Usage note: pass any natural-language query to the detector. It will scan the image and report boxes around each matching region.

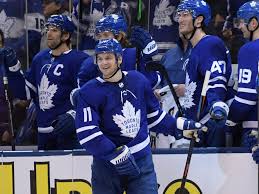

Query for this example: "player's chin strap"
[246,17,259,41]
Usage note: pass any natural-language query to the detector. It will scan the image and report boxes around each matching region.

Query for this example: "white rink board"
[0,149,257,194]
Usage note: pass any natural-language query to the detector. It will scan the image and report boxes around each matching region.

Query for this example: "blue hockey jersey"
[183,35,232,121]
[19,49,89,132]
[78,47,161,88]
[228,39,259,129]
[76,71,177,159]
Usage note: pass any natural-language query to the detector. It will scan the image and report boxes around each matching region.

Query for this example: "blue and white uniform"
[76,71,178,159]
[228,40,259,134]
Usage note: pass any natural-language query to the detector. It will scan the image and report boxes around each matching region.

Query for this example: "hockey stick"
[1,65,15,150]
[177,70,210,194]
[145,61,184,117]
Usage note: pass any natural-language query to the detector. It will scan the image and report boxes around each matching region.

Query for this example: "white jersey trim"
[148,111,166,129]
[207,84,227,90]
[80,131,103,144]
[147,110,159,118]
[238,87,257,94]
[25,79,37,93]
[129,136,150,154]
[208,76,227,83]
[234,96,257,105]
[76,125,98,133]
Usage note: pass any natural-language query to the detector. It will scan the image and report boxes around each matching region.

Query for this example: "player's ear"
[194,15,204,28]
[117,56,122,66]
[61,32,70,42]
[250,17,259,31]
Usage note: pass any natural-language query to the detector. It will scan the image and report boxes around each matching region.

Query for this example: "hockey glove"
[52,110,76,137]
[2,47,20,72]
[242,130,258,150]
[106,145,140,177]
[207,101,229,129]
[176,117,208,143]
[252,145,259,164]
[130,26,158,61]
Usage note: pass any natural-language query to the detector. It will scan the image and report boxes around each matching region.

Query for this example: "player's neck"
[252,30,259,41]
[104,70,123,82]
[51,44,70,56]
[190,29,206,47]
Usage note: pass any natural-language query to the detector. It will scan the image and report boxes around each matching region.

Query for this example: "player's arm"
[199,42,230,122]
[75,89,117,157]
[228,50,257,122]
[75,89,140,176]
[143,75,206,140]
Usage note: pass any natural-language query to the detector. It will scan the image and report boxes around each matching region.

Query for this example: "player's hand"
[130,26,158,61]
[243,130,258,150]
[174,84,185,97]
[2,47,20,72]
[52,110,76,137]
[106,145,140,177]
[176,117,208,142]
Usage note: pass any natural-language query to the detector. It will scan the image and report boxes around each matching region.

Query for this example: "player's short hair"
[95,39,123,57]
[176,0,211,26]
[45,14,75,34]
[95,14,127,36]
[237,1,259,23]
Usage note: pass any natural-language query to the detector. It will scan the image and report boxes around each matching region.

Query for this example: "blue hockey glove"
[70,88,80,107]
[210,101,229,121]
[242,130,258,150]
[106,145,140,177]
[252,145,259,164]
[52,110,76,137]
[2,47,20,72]
[130,26,158,61]
[176,117,208,142]
[207,101,229,129]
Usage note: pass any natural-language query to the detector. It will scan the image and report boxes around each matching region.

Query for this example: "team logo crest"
[182,73,196,108]
[113,100,140,138]
[153,0,175,29]
[0,9,24,39]
[38,74,58,111]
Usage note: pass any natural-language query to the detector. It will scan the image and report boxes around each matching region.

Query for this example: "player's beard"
[47,38,62,50]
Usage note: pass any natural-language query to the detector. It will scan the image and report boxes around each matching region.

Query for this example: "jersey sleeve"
[199,38,231,107]
[228,45,258,122]
[143,75,178,137]
[75,88,117,158]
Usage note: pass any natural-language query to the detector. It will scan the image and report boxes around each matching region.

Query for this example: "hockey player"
[174,0,232,146]
[0,14,89,150]
[224,1,259,160]
[76,14,161,89]
[75,38,207,194]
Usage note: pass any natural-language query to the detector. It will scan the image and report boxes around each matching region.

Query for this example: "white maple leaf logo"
[182,73,196,109]
[38,74,58,111]
[153,0,175,29]
[85,8,104,38]
[0,10,15,38]
[113,100,141,138]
